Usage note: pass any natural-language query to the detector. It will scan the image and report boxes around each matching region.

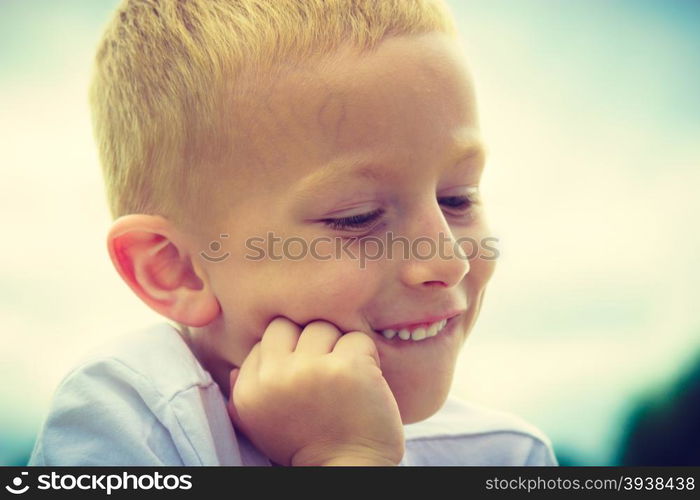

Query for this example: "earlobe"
[107,214,220,327]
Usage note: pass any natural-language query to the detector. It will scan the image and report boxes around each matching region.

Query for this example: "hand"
[227,317,405,466]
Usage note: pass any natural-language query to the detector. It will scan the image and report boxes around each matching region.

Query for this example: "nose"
[398,202,470,288]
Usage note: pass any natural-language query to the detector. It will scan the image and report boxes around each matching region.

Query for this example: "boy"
[29,0,557,466]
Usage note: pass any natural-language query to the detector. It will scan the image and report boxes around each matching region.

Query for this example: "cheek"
[272,258,382,323]
[467,247,497,290]
[220,248,384,329]
[456,222,497,284]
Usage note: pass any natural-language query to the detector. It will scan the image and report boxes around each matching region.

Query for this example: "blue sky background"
[1,0,698,465]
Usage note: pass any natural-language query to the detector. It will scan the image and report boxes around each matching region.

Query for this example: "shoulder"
[28,323,240,465]
[402,396,558,466]
[70,322,214,398]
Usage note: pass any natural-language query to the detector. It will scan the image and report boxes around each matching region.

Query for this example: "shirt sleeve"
[403,432,559,466]
[28,358,185,466]
[524,436,559,466]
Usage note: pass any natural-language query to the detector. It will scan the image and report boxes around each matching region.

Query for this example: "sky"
[1,0,699,465]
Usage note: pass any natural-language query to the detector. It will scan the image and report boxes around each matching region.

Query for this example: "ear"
[107,214,220,327]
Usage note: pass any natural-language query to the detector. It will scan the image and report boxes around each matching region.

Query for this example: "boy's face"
[192,32,496,424]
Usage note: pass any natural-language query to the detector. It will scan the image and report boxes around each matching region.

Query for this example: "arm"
[29,358,184,466]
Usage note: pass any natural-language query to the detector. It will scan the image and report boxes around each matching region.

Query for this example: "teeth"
[426,322,440,337]
[411,327,426,341]
[380,318,449,342]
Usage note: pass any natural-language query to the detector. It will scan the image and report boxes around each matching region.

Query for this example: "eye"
[321,208,384,231]
[439,195,472,210]
[438,188,480,216]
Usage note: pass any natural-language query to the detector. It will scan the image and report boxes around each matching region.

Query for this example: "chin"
[397,389,451,425]
[377,322,466,425]
[399,397,448,425]
[388,371,455,425]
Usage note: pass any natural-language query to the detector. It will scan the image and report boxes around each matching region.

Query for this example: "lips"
[373,310,464,332]
[379,317,448,341]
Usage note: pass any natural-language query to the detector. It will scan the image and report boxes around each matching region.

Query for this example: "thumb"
[226,368,245,432]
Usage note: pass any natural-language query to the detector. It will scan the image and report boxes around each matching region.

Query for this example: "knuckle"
[303,320,342,336]
[343,331,377,351]
[344,330,369,341]
[267,316,298,334]
[265,317,286,331]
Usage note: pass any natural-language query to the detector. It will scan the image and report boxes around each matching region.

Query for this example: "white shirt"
[28,323,558,466]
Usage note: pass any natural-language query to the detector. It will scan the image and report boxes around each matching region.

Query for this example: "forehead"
[326,36,478,157]
[223,32,479,193]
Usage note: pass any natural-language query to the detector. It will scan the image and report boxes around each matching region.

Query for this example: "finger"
[259,316,301,360]
[294,320,343,355]
[228,342,261,412]
[227,368,246,433]
[331,331,381,367]
[241,342,262,375]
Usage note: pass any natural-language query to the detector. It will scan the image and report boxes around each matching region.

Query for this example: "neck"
[175,322,235,398]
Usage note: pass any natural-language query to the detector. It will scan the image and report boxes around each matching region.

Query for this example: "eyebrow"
[293,137,486,198]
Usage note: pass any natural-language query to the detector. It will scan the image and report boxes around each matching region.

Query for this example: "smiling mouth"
[372,313,461,342]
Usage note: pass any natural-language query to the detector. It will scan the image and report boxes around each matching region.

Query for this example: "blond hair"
[90,0,458,228]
